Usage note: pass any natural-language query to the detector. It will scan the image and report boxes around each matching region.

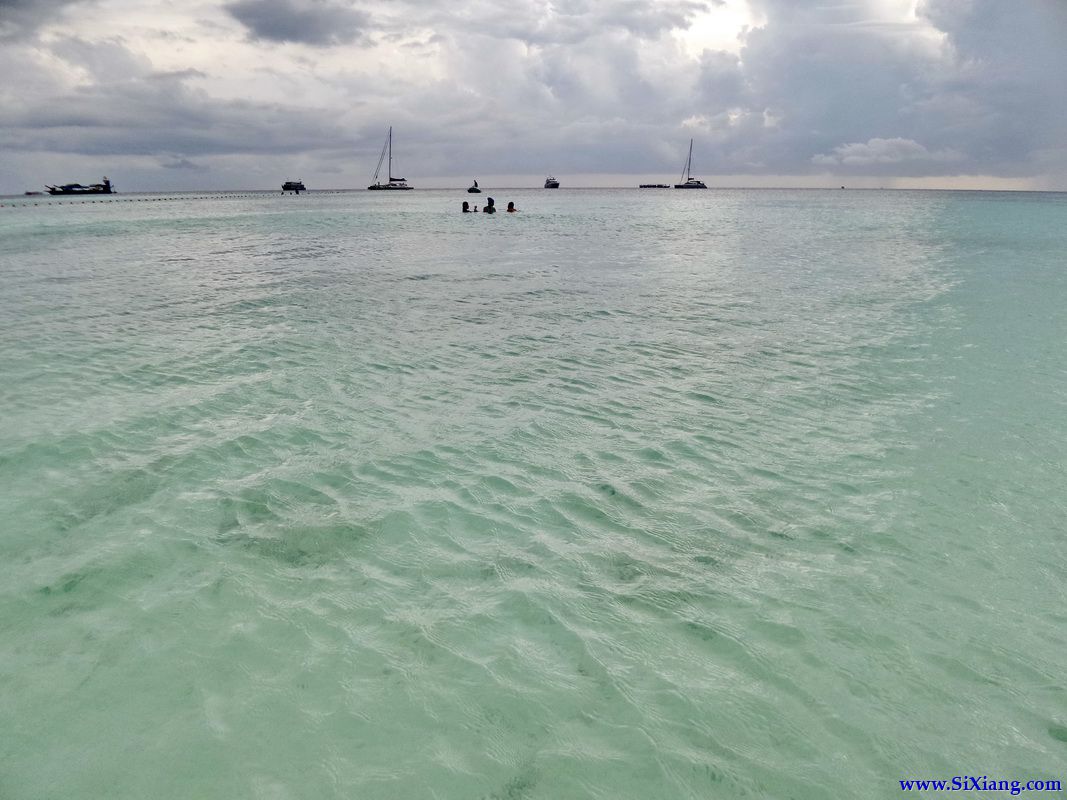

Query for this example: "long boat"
[46,177,114,195]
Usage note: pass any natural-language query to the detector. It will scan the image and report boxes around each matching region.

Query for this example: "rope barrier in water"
[0,191,356,207]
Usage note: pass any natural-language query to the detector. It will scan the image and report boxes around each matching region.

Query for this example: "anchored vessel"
[46,177,114,195]
[544,176,560,189]
[674,139,707,189]
[468,179,481,193]
[282,180,305,193]
[368,127,413,190]
[639,184,670,188]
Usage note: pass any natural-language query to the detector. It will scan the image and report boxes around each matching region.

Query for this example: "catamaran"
[368,127,412,190]
[674,139,707,189]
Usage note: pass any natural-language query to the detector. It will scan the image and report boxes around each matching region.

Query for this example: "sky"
[1,0,1065,192]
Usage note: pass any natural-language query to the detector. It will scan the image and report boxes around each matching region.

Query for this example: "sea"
[1,188,1065,799]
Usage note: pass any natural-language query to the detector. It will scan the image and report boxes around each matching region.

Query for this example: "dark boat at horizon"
[468,179,481,193]
[544,176,560,189]
[282,180,305,193]
[674,140,707,189]
[368,127,413,190]
[46,177,114,195]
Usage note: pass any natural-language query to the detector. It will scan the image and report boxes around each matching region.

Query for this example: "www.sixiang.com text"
[899,776,1061,795]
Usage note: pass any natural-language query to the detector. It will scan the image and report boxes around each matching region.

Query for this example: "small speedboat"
[468,179,481,193]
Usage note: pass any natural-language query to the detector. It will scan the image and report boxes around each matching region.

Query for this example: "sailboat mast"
[387,126,393,181]
[671,137,706,188]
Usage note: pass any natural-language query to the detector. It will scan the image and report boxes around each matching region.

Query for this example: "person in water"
[506,201,517,212]
[483,197,496,214]
[462,201,471,212]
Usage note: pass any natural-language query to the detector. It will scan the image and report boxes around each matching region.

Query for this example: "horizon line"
[6,185,1066,198]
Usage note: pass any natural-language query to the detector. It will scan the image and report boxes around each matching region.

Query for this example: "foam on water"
[1,189,1066,798]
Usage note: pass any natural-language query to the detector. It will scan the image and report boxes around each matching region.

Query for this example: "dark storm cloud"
[224,0,371,45]
[4,46,355,158]
[732,0,1067,178]
[0,0,90,38]
[735,1,946,173]
[915,0,1067,176]
[695,50,743,108]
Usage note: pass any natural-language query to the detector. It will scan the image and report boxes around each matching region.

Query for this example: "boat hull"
[467,187,481,193]
[674,182,707,189]
[368,184,413,190]
[46,185,113,195]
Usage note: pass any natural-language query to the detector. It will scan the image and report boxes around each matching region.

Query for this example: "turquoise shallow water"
[1,188,1066,798]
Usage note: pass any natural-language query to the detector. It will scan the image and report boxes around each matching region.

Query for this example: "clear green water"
[1,189,1065,798]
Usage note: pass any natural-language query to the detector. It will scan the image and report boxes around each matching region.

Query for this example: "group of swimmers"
[462,198,517,214]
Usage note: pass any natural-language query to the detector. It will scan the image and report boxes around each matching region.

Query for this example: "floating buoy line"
[0,191,352,209]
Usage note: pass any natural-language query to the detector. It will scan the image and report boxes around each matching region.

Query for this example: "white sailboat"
[368,127,413,190]
[674,139,707,189]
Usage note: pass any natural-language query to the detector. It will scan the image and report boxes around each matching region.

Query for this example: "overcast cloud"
[1,0,1065,192]
[224,0,372,45]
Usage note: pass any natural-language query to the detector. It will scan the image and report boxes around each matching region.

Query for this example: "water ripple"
[2,189,1067,798]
